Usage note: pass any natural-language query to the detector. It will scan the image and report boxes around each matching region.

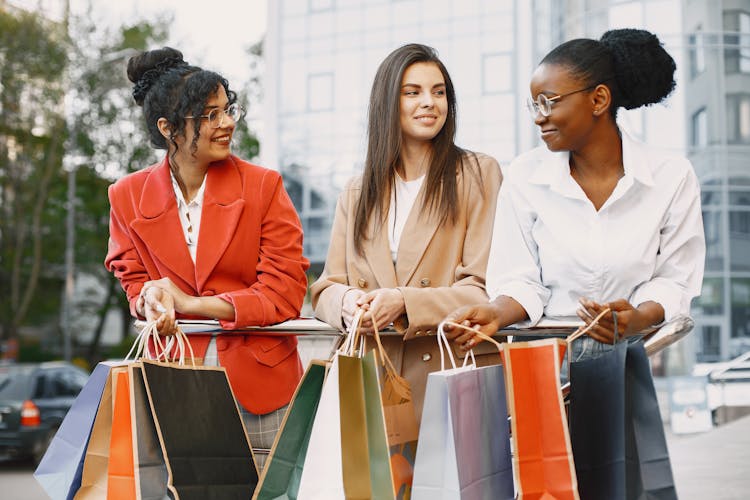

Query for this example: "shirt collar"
[527,129,656,192]
[170,170,207,208]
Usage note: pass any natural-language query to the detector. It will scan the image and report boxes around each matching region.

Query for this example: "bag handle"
[124,320,195,366]
[565,307,612,344]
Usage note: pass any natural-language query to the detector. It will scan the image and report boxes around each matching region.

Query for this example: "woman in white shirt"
[444,28,705,358]
[311,43,502,416]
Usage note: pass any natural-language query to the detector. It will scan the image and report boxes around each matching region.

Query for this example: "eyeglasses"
[185,103,245,128]
[525,85,596,118]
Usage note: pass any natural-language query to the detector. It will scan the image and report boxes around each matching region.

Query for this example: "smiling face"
[176,84,235,166]
[528,63,598,152]
[399,62,448,146]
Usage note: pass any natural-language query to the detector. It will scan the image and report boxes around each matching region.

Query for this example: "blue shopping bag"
[34,361,123,500]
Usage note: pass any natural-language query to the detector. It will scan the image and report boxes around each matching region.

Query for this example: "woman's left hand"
[577,297,646,344]
[143,277,195,315]
[356,288,406,330]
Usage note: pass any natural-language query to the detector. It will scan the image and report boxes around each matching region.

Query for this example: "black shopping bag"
[569,340,677,500]
[139,361,258,500]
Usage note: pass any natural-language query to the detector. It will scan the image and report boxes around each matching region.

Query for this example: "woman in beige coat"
[311,43,502,417]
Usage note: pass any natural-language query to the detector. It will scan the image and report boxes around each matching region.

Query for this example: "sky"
[12,0,268,87]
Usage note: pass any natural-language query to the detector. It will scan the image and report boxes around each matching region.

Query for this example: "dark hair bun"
[600,28,676,109]
[127,47,187,105]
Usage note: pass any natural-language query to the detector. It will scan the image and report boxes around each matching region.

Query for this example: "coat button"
[420,278,431,287]
[357,278,368,288]
[422,353,432,362]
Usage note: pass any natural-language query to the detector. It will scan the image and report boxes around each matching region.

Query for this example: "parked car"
[0,362,89,464]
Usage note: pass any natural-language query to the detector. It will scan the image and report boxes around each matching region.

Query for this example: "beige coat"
[311,153,503,418]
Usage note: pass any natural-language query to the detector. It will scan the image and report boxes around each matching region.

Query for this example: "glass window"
[697,277,724,316]
[731,278,750,338]
[724,10,750,74]
[691,107,707,147]
[726,94,750,144]
[308,73,334,111]
[699,325,721,361]
[309,0,334,12]
[482,53,512,95]
[729,209,750,271]
[689,27,706,78]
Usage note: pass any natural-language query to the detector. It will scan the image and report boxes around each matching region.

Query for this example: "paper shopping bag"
[502,338,579,500]
[569,340,677,500]
[138,361,258,500]
[253,360,328,500]
[412,364,514,500]
[74,366,116,499]
[129,364,169,500]
[107,368,136,500]
[35,361,123,500]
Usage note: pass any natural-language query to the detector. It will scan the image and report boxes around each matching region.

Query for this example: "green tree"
[0,8,69,341]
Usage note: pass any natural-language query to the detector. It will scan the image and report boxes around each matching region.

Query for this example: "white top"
[170,171,207,263]
[487,131,705,325]
[387,173,425,262]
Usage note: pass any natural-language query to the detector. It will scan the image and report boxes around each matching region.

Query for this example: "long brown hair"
[353,43,477,255]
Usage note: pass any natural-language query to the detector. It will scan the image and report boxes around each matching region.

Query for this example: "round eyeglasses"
[525,85,597,118]
[185,103,245,128]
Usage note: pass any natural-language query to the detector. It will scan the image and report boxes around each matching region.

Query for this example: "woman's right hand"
[442,303,503,351]
[342,288,366,328]
[138,285,178,336]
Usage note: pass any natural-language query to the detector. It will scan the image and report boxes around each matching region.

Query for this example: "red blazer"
[105,155,310,414]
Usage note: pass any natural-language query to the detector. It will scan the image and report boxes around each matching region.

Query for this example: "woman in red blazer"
[105,47,309,468]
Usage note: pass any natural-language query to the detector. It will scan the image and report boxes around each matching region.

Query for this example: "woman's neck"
[170,151,209,203]
[569,124,623,180]
[398,140,431,181]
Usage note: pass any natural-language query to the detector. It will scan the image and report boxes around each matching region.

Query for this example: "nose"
[534,109,547,126]
[217,112,236,129]
[419,91,435,108]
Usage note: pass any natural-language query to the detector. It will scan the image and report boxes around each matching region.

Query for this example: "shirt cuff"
[491,281,546,326]
[630,279,683,323]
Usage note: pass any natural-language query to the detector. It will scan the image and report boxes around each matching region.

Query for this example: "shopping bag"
[569,340,677,500]
[295,353,347,499]
[502,338,579,500]
[129,363,169,500]
[253,360,328,500]
[139,360,259,500]
[74,366,116,499]
[107,368,137,500]
[412,324,514,500]
[35,361,123,500]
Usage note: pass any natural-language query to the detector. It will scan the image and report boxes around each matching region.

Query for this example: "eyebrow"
[401,83,446,89]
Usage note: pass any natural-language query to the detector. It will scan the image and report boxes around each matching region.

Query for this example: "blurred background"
[1,0,748,426]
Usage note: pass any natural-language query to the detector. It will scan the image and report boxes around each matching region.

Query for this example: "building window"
[691,107,707,147]
[724,10,750,74]
[699,325,721,361]
[482,53,512,95]
[689,27,706,78]
[307,73,334,111]
[726,94,750,144]
[309,0,334,12]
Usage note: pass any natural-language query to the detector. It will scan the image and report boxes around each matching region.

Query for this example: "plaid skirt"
[204,336,288,471]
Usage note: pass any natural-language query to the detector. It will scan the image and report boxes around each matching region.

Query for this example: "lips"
[211,134,232,145]
[415,115,438,124]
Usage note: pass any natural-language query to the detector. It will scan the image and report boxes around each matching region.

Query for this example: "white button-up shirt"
[487,132,705,325]
[170,172,206,263]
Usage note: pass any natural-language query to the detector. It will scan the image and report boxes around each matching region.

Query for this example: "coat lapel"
[395,186,439,286]
[195,157,245,291]
[363,216,398,289]
[129,157,196,291]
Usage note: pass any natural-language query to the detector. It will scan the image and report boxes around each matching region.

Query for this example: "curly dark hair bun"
[600,29,676,110]
[127,47,188,106]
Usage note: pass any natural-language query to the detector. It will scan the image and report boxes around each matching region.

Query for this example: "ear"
[156,117,172,140]
[591,83,612,117]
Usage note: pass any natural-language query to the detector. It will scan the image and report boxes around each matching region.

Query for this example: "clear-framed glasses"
[525,85,596,118]
[185,102,245,128]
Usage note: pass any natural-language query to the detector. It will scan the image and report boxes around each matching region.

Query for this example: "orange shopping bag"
[106,368,136,500]
[502,338,579,500]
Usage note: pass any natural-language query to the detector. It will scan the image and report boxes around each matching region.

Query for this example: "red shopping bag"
[106,368,136,500]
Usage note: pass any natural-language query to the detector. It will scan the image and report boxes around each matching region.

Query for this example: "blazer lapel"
[395,187,439,286]
[129,157,196,291]
[364,216,398,289]
[195,157,245,291]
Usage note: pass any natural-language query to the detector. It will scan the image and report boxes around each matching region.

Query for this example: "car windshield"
[0,365,37,399]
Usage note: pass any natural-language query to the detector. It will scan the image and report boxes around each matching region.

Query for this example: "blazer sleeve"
[216,173,310,328]
[397,154,503,338]
[310,184,356,331]
[104,181,148,318]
